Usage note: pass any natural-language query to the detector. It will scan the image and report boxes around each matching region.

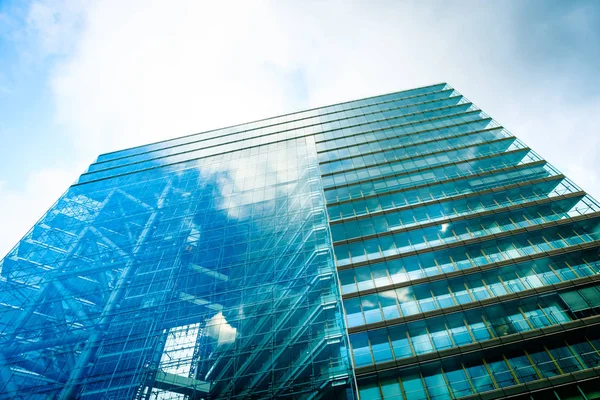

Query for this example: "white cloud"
[204,311,237,346]
[25,0,85,56]
[44,1,599,182]
[0,166,80,257]
[1,0,599,256]
[49,1,309,154]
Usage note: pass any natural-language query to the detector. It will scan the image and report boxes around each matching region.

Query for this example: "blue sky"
[0,0,599,256]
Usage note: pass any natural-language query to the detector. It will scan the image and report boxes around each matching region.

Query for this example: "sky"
[0,0,599,257]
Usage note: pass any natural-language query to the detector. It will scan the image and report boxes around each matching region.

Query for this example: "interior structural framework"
[2,83,600,400]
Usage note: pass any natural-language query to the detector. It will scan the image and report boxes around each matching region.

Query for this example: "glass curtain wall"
[2,82,600,400]
[316,84,600,400]
[0,130,355,398]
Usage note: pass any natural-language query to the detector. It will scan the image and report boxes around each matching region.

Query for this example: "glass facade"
[1,83,600,399]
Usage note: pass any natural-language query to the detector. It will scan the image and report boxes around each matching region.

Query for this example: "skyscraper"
[1,83,600,400]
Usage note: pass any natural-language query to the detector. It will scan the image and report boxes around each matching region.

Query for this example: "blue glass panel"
[0,136,355,399]
[5,82,600,400]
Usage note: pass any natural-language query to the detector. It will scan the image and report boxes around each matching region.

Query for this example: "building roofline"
[97,81,449,159]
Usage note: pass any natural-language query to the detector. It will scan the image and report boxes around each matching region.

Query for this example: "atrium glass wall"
[1,82,599,400]
[0,137,354,398]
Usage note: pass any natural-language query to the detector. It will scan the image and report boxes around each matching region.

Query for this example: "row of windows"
[325,149,539,204]
[343,250,600,329]
[315,94,466,143]
[327,162,560,219]
[511,379,600,400]
[94,86,451,168]
[317,117,495,167]
[109,135,314,175]
[343,85,449,117]
[322,137,522,190]
[92,91,460,174]
[334,195,597,267]
[336,215,600,287]
[86,93,468,180]
[357,336,600,400]
[96,83,449,164]
[80,106,490,187]
[319,126,508,176]
[79,132,319,184]
[330,177,577,242]
[350,291,581,367]
[315,107,486,158]
[311,94,466,150]
[349,85,449,115]
[80,136,314,186]
[339,236,596,296]
[333,184,583,254]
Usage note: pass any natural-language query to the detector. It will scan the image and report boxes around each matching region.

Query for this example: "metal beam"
[0,354,18,397]
[152,371,209,396]
[57,182,171,400]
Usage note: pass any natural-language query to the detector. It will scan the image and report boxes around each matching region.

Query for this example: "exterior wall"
[2,82,600,399]
[320,85,600,399]
[0,130,354,398]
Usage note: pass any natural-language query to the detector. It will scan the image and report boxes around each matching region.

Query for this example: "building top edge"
[96,82,449,160]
